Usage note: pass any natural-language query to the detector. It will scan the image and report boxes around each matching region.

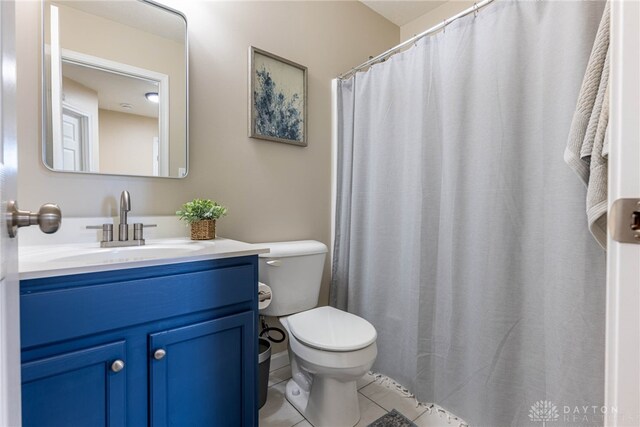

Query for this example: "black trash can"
[258,338,272,409]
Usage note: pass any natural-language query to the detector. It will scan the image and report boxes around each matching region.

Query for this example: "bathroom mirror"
[42,0,188,178]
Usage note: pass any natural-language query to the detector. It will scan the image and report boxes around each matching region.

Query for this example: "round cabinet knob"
[154,349,166,360]
[111,360,125,373]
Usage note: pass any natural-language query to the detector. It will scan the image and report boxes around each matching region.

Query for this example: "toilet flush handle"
[266,260,281,267]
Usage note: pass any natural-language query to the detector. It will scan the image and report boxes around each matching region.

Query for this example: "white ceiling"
[359,0,448,26]
[62,61,159,118]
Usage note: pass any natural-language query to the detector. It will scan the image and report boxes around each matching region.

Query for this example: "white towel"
[565,3,610,250]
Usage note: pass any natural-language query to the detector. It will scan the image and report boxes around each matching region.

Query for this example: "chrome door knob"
[153,349,166,360]
[6,200,62,238]
[111,360,125,373]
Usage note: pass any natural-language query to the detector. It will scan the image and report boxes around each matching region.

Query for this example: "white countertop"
[19,237,270,280]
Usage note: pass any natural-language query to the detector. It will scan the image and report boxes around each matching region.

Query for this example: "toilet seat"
[287,306,377,352]
[281,315,377,371]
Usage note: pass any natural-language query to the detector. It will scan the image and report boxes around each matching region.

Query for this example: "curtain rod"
[337,0,496,80]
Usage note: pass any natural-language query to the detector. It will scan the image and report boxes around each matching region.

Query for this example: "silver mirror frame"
[40,0,189,179]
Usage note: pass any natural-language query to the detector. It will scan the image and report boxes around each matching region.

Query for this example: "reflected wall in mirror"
[43,0,188,178]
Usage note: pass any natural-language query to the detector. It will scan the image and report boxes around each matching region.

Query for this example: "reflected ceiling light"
[119,103,133,110]
[145,92,159,103]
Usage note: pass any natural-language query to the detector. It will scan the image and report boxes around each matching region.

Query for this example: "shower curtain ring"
[474,2,479,17]
[442,19,446,33]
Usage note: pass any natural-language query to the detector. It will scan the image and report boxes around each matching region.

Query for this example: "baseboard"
[269,350,289,372]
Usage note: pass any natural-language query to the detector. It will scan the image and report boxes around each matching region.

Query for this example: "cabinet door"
[22,341,127,427]
[149,311,256,427]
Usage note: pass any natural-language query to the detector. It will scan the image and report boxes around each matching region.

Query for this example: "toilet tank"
[258,240,328,317]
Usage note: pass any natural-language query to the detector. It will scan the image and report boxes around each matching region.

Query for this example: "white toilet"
[259,240,377,427]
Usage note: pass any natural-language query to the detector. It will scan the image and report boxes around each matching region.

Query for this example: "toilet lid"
[287,306,377,352]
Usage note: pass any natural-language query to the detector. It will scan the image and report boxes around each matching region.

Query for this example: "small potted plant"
[176,198,228,240]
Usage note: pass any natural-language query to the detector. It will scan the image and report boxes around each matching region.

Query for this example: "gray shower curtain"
[332,1,607,426]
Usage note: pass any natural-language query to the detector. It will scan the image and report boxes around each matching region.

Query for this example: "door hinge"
[609,198,640,244]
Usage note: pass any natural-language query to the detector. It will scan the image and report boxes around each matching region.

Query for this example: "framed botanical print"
[249,46,307,146]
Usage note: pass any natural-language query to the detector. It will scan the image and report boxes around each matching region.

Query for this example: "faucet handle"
[133,223,157,241]
[86,224,113,242]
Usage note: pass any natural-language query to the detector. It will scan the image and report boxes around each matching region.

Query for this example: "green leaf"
[176,199,228,224]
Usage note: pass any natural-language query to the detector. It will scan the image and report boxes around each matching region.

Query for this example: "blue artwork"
[251,48,306,145]
[254,67,303,142]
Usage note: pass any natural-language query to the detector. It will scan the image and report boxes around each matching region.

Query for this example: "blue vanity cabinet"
[20,256,259,427]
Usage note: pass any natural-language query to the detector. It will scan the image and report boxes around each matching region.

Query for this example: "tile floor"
[259,363,463,427]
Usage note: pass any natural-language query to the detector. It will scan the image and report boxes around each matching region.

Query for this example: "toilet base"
[285,378,309,414]
[285,377,361,427]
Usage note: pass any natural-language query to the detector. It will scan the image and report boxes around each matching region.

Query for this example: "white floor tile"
[414,407,465,427]
[356,372,376,390]
[354,393,388,427]
[268,365,292,387]
[259,381,304,427]
[292,421,312,427]
[359,381,428,421]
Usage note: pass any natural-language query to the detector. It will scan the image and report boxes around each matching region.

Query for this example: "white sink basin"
[20,239,213,266]
[19,237,270,280]
[53,244,207,264]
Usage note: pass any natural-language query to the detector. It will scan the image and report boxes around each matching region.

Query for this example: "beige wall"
[99,109,157,176]
[61,77,98,121]
[401,1,474,41]
[16,0,398,350]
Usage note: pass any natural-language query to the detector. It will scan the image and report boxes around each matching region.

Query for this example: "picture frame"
[249,46,308,147]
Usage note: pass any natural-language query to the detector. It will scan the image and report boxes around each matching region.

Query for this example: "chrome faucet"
[119,190,131,241]
[86,190,156,247]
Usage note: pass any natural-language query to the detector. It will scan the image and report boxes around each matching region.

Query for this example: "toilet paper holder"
[258,282,272,310]
[258,288,272,302]
[257,282,285,343]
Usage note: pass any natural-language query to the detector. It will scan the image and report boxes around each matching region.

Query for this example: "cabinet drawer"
[22,264,255,349]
